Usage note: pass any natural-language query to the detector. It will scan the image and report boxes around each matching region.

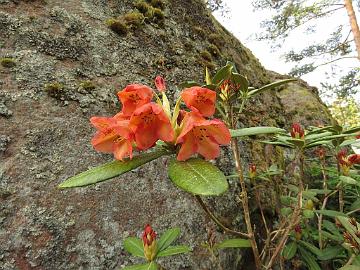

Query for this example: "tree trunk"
[344,0,360,60]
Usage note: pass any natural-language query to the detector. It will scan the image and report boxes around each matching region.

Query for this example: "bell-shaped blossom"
[290,123,305,139]
[117,84,153,116]
[129,103,174,150]
[142,224,157,261]
[90,116,134,160]
[176,111,230,161]
[154,76,166,92]
[181,86,216,117]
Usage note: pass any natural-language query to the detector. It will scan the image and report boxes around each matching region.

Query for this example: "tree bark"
[344,0,360,60]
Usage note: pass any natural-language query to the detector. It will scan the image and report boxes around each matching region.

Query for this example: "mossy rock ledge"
[0,0,332,269]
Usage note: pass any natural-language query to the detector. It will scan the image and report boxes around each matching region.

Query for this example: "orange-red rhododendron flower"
[117,84,153,116]
[181,86,216,117]
[176,111,231,161]
[129,102,174,150]
[90,116,134,160]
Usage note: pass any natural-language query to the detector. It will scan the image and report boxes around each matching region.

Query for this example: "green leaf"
[178,81,201,89]
[305,140,333,149]
[339,266,360,270]
[123,237,145,258]
[230,127,285,138]
[298,246,321,270]
[214,238,251,250]
[303,209,315,219]
[260,140,294,148]
[212,64,233,84]
[282,241,297,260]
[168,158,228,196]
[231,73,248,92]
[156,245,191,257]
[314,210,347,217]
[59,149,168,188]
[305,131,334,141]
[337,216,360,246]
[247,78,296,97]
[339,139,359,147]
[339,176,360,187]
[350,198,360,211]
[318,246,342,260]
[157,228,181,253]
[322,220,341,235]
[343,126,360,134]
[299,240,321,257]
[205,67,212,85]
[123,262,158,270]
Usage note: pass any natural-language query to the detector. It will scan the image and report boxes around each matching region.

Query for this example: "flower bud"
[155,76,166,92]
[305,199,314,210]
[349,217,358,227]
[294,224,302,241]
[249,164,256,180]
[315,147,326,160]
[290,123,304,139]
[142,224,157,261]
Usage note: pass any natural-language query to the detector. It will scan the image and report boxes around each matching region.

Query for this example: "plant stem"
[231,138,262,269]
[195,195,249,238]
[318,157,328,250]
[265,151,304,270]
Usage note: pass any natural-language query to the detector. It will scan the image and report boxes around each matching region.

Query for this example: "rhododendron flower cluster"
[90,77,230,161]
[337,149,360,175]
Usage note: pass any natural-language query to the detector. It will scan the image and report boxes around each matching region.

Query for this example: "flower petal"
[177,134,198,161]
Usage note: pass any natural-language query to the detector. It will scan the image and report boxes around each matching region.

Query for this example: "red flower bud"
[155,76,166,92]
[142,224,157,261]
[315,147,326,159]
[142,224,156,246]
[290,123,304,139]
[249,164,256,179]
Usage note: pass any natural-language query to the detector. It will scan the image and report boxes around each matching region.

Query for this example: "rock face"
[0,0,332,269]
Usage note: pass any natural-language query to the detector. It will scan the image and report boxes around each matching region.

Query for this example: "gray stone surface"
[0,0,332,269]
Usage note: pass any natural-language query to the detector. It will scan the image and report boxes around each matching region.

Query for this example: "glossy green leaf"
[314,210,347,217]
[156,245,191,257]
[205,67,212,85]
[157,228,181,253]
[339,176,360,187]
[247,78,296,96]
[230,127,285,138]
[214,238,251,250]
[231,73,248,92]
[212,64,233,84]
[123,262,158,270]
[305,140,333,149]
[168,158,228,196]
[59,149,168,188]
[298,246,321,270]
[282,241,297,260]
[123,237,145,258]
[305,131,334,141]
